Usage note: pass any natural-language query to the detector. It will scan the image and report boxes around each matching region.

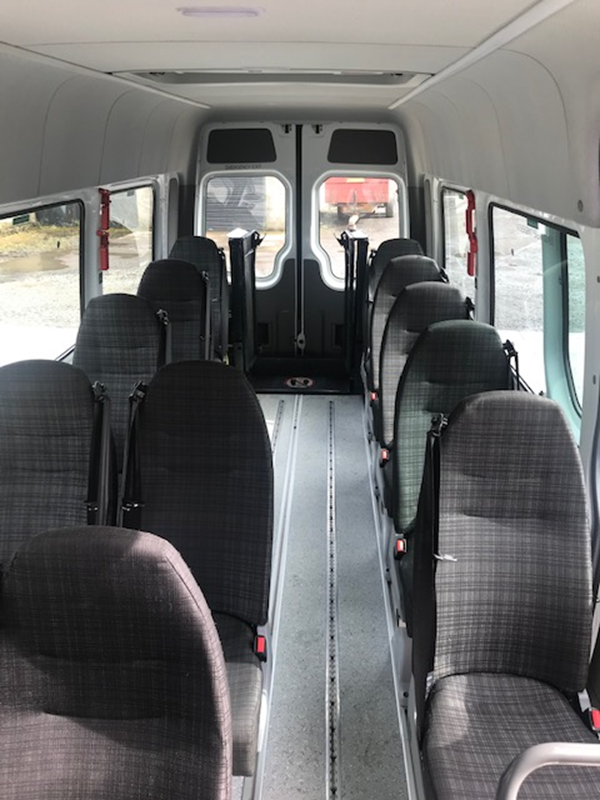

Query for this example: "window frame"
[489,201,584,418]
[198,169,292,288]
[440,185,477,296]
[563,233,585,415]
[100,183,156,296]
[314,171,405,289]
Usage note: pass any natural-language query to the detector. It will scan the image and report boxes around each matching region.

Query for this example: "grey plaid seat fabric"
[0,359,114,571]
[392,321,512,626]
[424,674,598,799]
[121,360,273,776]
[138,258,211,362]
[375,282,471,446]
[72,293,167,465]
[418,392,597,799]
[0,526,232,799]
[366,254,445,394]
[392,321,511,534]
[169,236,230,361]
[366,237,424,303]
[215,613,263,775]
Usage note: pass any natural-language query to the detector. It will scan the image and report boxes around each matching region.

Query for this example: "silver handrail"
[496,742,600,800]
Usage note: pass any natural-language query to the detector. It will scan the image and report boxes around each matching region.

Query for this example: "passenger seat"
[0,359,115,572]
[412,391,599,799]
[366,237,424,303]
[365,253,446,401]
[120,360,273,777]
[373,281,472,447]
[169,235,230,361]
[0,526,232,799]
[137,258,211,362]
[389,320,515,631]
[72,292,169,465]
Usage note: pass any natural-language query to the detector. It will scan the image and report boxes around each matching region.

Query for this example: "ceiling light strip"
[388,0,577,110]
[177,6,263,18]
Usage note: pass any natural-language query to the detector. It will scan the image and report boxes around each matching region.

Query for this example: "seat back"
[0,526,231,799]
[413,393,594,800]
[377,282,471,445]
[368,254,445,392]
[169,236,230,360]
[122,360,273,627]
[137,258,211,362]
[0,360,114,569]
[72,293,168,464]
[367,237,423,302]
[431,392,591,692]
[393,320,512,534]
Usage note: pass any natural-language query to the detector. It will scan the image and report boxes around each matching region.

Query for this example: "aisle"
[255,395,408,800]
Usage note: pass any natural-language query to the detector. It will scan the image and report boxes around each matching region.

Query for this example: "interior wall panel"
[137,100,183,178]
[397,50,576,222]
[99,92,176,185]
[100,93,205,187]
[168,109,204,181]
[0,48,206,208]
[38,76,127,196]
[0,52,74,205]
[465,51,576,220]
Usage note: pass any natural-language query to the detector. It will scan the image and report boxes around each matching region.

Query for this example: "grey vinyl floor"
[251,394,408,800]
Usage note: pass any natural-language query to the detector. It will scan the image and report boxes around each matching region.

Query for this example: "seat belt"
[218,247,229,362]
[156,308,171,366]
[87,382,112,526]
[201,269,211,360]
[120,381,147,529]
[503,340,520,389]
[412,413,446,743]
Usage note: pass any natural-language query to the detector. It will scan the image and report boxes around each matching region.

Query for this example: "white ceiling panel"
[2,0,539,51]
[0,0,577,112]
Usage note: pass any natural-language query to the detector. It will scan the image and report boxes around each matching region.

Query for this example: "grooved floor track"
[250,394,408,800]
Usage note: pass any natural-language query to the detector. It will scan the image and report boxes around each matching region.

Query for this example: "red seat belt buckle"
[394,537,407,560]
[589,708,600,732]
[379,448,390,467]
[254,634,267,662]
[370,391,378,403]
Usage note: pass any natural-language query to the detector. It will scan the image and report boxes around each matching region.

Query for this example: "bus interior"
[0,1,600,798]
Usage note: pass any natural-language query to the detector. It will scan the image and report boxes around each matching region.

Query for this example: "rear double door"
[198,122,404,391]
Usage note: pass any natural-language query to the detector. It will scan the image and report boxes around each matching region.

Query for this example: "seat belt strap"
[120,381,147,529]
[86,381,112,525]
[503,339,520,389]
[156,308,171,366]
[412,413,446,742]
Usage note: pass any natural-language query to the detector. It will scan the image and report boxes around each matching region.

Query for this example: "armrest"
[496,742,600,800]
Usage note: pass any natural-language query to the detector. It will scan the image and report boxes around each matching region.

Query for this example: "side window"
[203,174,287,280]
[102,186,154,294]
[492,205,585,418]
[0,203,82,365]
[566,234,585,408]
[318,176,401,281]
[492,206,545,394]
[442,188,476,299]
